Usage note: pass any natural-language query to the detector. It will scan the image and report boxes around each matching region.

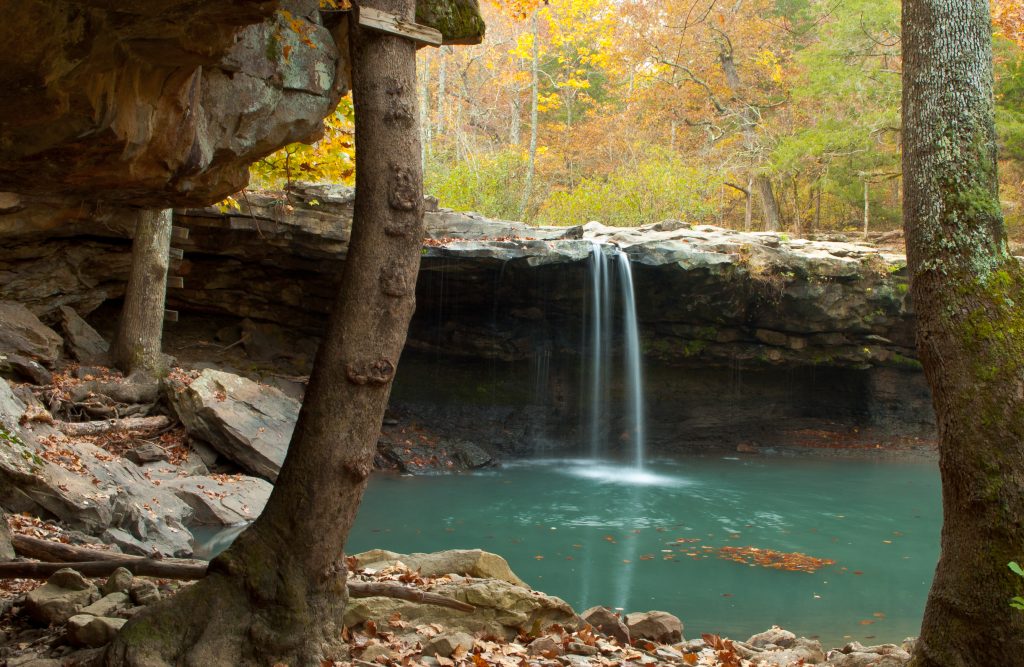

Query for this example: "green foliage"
[537,150,721,227]
[1010,562,1024,610]
[426,149,530,220]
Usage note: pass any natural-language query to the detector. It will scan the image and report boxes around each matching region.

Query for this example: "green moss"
[682,340,708,357]
[416,0,486,44]
[889,353,923,370]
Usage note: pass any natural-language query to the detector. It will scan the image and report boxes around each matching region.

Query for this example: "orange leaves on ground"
[716,545,836,573]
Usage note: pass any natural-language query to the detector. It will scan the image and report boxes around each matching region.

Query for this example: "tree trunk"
[903,1,1024,664]
[863,179,870,239]
[518,11,539,221]
[112,209,172,378]
[754,174,781,231]
[103,0,426,663]
[744,174,754,231]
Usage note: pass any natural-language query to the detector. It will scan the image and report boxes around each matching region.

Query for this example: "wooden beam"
[167,276,184,289]
[164,310,179,323]
[171,226,190,241]
[168,247,184,260]
[358,6,442,46]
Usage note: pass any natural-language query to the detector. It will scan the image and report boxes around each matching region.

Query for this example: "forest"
[255,0,1024,237]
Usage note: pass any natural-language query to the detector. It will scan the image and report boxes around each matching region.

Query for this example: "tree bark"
[55,416,170,437]
[112,209,172,378]
[103,0,427,663]
[903,1,1024,664]
[754,174,782,232]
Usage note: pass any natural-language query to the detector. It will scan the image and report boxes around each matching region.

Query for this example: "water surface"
[346,456,939,648]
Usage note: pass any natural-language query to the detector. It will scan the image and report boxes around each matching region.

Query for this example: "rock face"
[0,302,63,367]
[165,369,299,481]
[0,0,348,208]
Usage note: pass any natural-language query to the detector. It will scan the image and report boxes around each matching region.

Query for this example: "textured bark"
[519,11,540,220]
[103,0,427,663]
[754,174,782,232]
[903,1,1024,664]
[55,416,170,437]
[112,209,172,378]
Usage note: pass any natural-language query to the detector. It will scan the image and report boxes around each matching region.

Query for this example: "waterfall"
[585,243,646,468]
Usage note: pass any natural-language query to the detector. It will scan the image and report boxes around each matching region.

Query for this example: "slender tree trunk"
[519,11,539,221]
[862,179,870,239]
[791,176,802,235]
[437,45,447,137]
[814,183,821,233]
[510,98,521,146]
[112,208,172,378]
[420,51,431,168]
[104,1,426,664]
[903,1,1024,664]
[744,174,754,231]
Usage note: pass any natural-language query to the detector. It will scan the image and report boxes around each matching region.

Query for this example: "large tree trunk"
[903,1,1024,664]
[103,1,425,664]
[112,209,172,378]
[754,174,782,232]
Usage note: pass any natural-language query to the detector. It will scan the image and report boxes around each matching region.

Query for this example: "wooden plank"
[168,247,184,260]
[172,225,190,241]
[164,310,179,323]
[167,276,184,289]
[358,6,442,46]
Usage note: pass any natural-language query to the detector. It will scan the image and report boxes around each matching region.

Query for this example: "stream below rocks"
[194,455,939,649]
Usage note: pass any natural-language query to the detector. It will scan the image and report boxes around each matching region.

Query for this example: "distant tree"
[902,0,1024,664]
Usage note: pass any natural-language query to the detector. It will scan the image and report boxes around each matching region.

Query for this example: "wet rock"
[0,302,62,367]
[57,306,108,364]
[66,614,127,647]
[422,631,476,658]
[624,610,683,644]
[162,474,272,525]
[129,579,161,606]
[352,548,528,588]
[165,369,298,481]
[100,568,134,596]
[581,606,630,644]
[756,637,825,666]
[25,568,100,624]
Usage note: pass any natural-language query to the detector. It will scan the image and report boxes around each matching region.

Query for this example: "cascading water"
[584,242,646,469]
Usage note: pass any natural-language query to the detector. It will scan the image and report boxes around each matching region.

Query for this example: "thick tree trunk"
[903,1,1024,664]
[103,1,426,664]
[754,174,782,232]
[112,209,172,378]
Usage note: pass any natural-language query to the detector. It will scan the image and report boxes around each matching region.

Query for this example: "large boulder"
[344,578,578,639]
[162,474,272,525]
[352,548,529,588]
[66,614,127,648]
[624,610,683,644]
[166,369,299,481]
[581,606,630,644]
[25,569,100,625]
[0,301,62,367]
[57,306,109,364]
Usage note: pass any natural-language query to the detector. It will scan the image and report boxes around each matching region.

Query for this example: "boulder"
[124,442,169,465]
[0,301,62,367]
[57,306,108,364]
[0,354,52,385]
[748,626,797,649]
[165,369,299,481]
[825,642,911,667]
[624,610,683,644]
[352,548,529,588]
[344,578,578,640]
[129,579,161,606]
[162,474,272,525]
[581,606,630,644]
[101,568,134,596]
[527,636,563,657]
[25,568,100,625]
[66,614,127,648]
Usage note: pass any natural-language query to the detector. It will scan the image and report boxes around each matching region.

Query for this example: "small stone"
[125,442,169,465]
[101,567,134,596]
[566,642,599,656]
[558,655,593,667]
[527,636,563,657]
[66,614,127,647]
[624,610,683,644]
[423,631,476,658]
[359,642,396,663]
[581,605,629,644]
[129,579,160,606]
